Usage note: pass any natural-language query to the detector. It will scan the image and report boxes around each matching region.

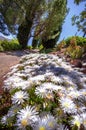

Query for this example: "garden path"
[0,50,39,94]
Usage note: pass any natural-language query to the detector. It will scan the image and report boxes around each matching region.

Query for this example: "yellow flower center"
[74,120,80,127]
[48,122,54,128]
[64,103,69,108]
[18,94,23,99]
[39,126,45,130]
[21,119,28,126]
[46,93,53,99]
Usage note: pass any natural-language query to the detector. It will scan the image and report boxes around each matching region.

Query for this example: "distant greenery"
[73,0,86,37]
[40,48,53,54]
[56,36,86,59]
[0,39,22,51]
[64,36,86,47]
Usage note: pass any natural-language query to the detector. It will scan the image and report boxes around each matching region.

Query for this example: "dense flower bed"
[0,53,86,130]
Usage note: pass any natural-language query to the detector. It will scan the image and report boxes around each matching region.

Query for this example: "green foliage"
[38,44,43,50]
[40,48,53,54]
[65,36,86,59]
[0,39,22,51]
[55,36,86,59]
[56,40,67,51]
[66,45,83,59]
[65,36,86,46]
[72,0,86,37]
[0,0,67,48]
[26,45,32,50]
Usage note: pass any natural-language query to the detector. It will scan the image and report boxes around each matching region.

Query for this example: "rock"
[71,59,82,68]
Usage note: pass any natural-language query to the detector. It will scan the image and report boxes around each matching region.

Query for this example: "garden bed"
[0,53,86,130]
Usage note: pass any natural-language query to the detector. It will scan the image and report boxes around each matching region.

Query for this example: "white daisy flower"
[13,80,33,90]
[78,106,86,113]
[59,97,77,114]
[12,81,28,89]
[30,75,45,84]
[40,82,60,91]
[57,124,69,130]
[51,76,63,84]
[16,105,38,129]
[71,114,82,128]
[80,89,86,96]
[13,72,26,77]
[33,115,56,130]
[35,86,47,98]
[16,117,29,129]
[1,115,8,125]
[12,91,29,104]
[44,114,57,129]
[17,105,38,121]
[67,90,81,99]
[7,105,21,117]
[80,113,86,129]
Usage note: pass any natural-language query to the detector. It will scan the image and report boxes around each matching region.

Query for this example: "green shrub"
[65,36,73,46]
[56,40,67,51]
[40,48,53,53]
[0,39,22,51]
[66,45,83,59]
[26,45,32,50]
[0,43,4,51]
[76,36,86,46]
[56,36,86,59]
[65,36,86,47]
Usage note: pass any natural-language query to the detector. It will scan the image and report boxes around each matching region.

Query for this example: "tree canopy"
[0,0,67,48]
[72,0,86,37]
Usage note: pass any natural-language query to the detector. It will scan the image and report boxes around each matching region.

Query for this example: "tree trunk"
[17,18,33,49]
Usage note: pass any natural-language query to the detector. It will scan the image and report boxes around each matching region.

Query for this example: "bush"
[66,45,83,59]
[0,44,4,52]
[56,36,86,59]
[0,39,22,51]
[26,45,32,50]
[40,48,53,53]
[56,40,67,51]
[65,36,86,47]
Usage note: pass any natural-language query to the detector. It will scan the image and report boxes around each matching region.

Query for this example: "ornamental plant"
[0,53,86,130]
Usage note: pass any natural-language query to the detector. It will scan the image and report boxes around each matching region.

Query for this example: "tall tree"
[0,0,67,48]
[72,0,86,37]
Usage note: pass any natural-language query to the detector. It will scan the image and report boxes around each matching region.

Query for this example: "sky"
[59,0,85,42]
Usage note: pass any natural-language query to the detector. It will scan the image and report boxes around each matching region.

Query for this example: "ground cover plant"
[0,53,86,130]
[0,39,22,51]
